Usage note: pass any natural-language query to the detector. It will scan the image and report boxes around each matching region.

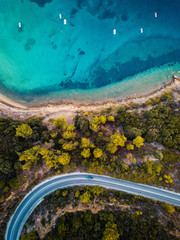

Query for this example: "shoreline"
[0,76,179,122]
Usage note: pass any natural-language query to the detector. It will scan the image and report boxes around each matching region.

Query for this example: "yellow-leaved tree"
[99,115,106,124]
[90,116,100,132]
[65,124,75,131]
[58,152,71,165]
[81,148,91,158]
[102,221,119,240]
[53,117,67,129]
[90,115,106,132]
[106,132,127,154]
[80,191,91,204]
[81,138,90,148]
[18,145,41,170]
[62,141,78,151]
[133,136,144,148]
[16,123,33,139]
[107,115,115,122]
[111,132,127,147]
[106,143,117,154]
[63,130,76,139]
[126,144,134,151]
[93,148,103,158]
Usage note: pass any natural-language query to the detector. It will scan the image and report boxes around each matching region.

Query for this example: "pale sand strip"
[0,76,179,123]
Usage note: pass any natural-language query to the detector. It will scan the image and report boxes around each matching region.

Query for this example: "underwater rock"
[24,38,36,51]
[30,0,52,7]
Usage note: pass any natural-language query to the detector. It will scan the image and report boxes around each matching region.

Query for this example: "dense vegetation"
[0,89,179,239]
[21,186,179,240]
[43,209,177,240]
[0,91,179,207]
[0,117,49,194]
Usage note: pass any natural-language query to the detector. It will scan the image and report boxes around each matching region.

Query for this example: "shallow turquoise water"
[0,0,180,104]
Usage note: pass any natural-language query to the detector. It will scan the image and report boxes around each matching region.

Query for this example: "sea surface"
[0,0,180,105]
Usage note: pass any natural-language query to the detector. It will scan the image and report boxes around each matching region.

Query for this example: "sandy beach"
[0,76,179,124]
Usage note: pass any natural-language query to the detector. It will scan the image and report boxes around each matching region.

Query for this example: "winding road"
[5,172,180,240]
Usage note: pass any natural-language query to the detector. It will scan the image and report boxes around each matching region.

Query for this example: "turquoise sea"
[0,0,180,105]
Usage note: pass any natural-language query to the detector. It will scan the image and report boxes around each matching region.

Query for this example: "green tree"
[74,115,91,137]
[145,128,159,142]
[0,158,13,174]
[125,127,143,140]
[162,150,180,163]
[154,150,163,161]
[16,124,33,139]
[21,230,39,240]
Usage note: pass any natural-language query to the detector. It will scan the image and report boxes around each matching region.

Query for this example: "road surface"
[5,172,180,240]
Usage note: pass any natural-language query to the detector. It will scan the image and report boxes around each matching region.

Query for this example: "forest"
[21,185,179,240]
[0,89,179,239]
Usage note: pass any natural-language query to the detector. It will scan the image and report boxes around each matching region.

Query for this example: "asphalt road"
[5,172,180,240]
